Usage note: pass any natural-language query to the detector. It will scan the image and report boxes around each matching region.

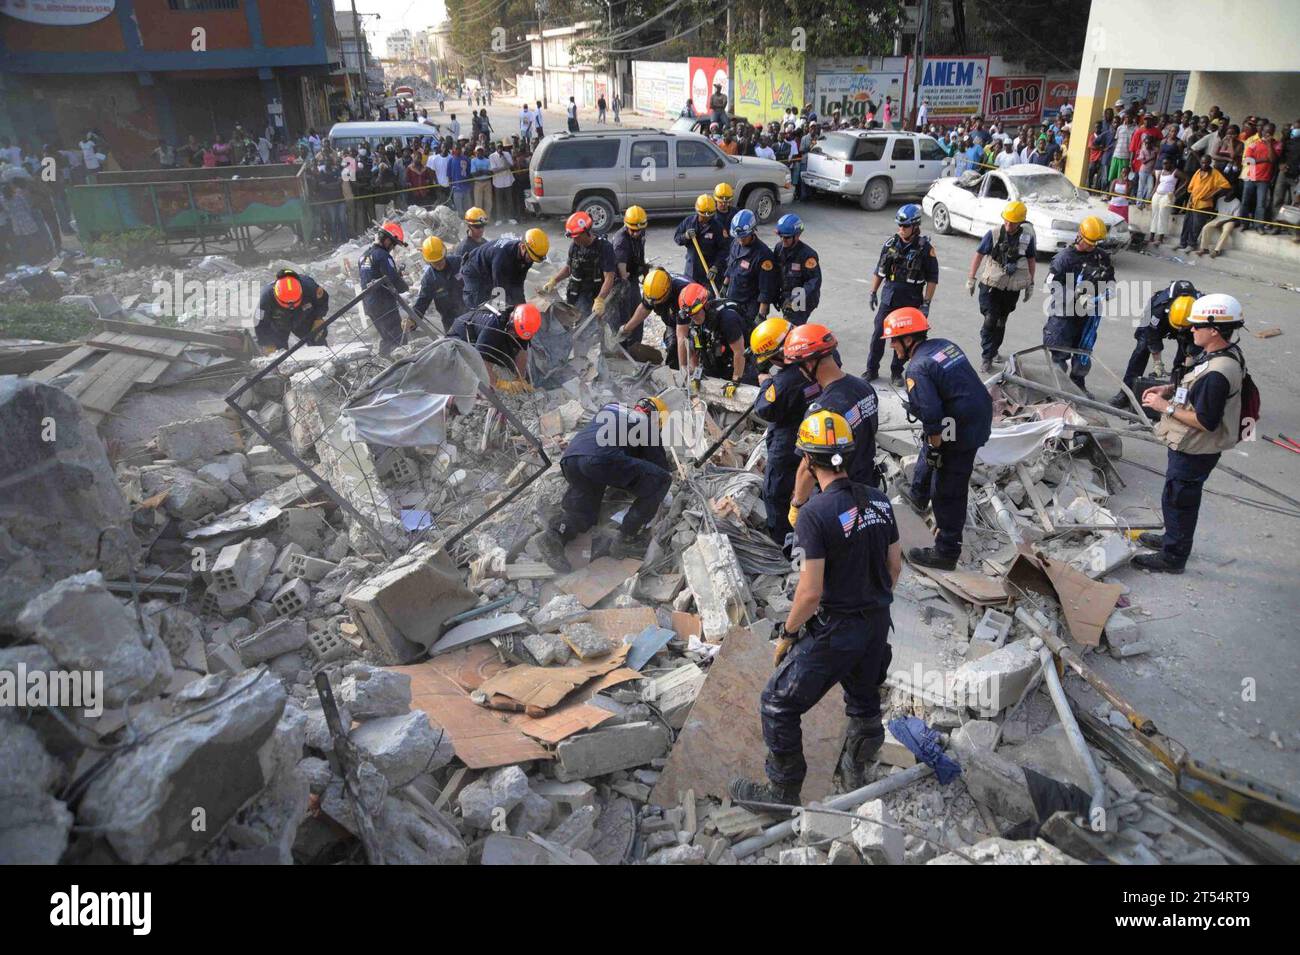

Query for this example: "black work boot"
[908,546,958,571]
[533,528,572,573]
[611,530,650,560]
[1132,552,1185,574]
[1108,391,1130,409]
[729,775,802,809]
[980,357,994,373]
[1069,375,1093,399]
[1136,531,1165,550]
[838,718,885,792]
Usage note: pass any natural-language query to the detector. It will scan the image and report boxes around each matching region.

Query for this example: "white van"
[327,121,441,152]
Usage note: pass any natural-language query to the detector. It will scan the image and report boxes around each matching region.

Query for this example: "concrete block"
[827,840,861,865]
[306,622,350,663]
[780,846,827,865]
[234,617,309,666]
[950,640,1039,716]
[1069,532,1135,579]
[531,780,597,814]
[274,542,305,574]
[550,803,599,850]
[344,543,476,664]
[645,844,707,864]
[852,799,904,865]
[285,552,337,583]
[157,415,240,463]
[971,608,1013,644]
[681,532,751,641]
[798,807,855,846]
[336,667,411,719]
[458,765,531,829]
[554,721,672,782]
[271,578,311,617]
[950,720,1035,823]
[349,711,454,787]
[1103,609,1142,648]
[508,791,556,836]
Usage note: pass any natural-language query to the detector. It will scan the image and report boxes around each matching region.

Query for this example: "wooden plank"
[650,627,849,804]
[95,318,249,355]
[0,344,78,376]
[30,345,102,382]
[86,332,187,360]
[133,355,176,385]
[78,353,157,415]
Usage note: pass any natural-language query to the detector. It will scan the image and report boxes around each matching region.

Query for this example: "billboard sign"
[813,70,905,123]
[689,57,729,117]
[734,52,805,126]
[984,75,1044,124]
[906,56,988,123]
[1121,72,1169,113]
[0,0,115,24]
[1041,78,1077,122]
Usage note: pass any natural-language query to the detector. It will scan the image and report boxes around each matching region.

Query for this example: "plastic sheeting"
[343,337,489,448]
[975,418,1066,467]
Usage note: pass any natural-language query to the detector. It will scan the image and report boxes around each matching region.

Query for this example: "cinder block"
[307,621,351,663]
[972,608,1013,645]
[286,553,337,583]
[553,722,672,782]
[271,578,310,617]
[210,541,252,594]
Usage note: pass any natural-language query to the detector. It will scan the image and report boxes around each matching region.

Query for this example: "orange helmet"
[273,275,303,308]
[783,323,838,363]
[565,210,594,238]
[677,282,710,319]
[379,221,406,245]
[881,307,929,339]
[511,303,542,340]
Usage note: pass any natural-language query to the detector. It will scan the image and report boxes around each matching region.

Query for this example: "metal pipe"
[1037,644,1108,826]
[1001,371,1147,424]
[732,763,932,859]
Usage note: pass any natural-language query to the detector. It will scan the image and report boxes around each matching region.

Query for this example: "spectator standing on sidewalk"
[1148,157,1184,246]
[450,144,473,216]
[567,97,580,133]
[490,142,515,224]
[613,94,621,124]
[1177,155,1230,251]
[470,145,493,221]
[1241,123,1282,232]
[534,102,546,142]
[597,94,607,123]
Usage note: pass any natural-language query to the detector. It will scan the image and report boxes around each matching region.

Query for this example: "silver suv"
[525,128,794,233]
[803,130,949,211]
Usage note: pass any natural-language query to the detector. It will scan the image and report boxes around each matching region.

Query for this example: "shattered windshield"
[1014,173,1079,203]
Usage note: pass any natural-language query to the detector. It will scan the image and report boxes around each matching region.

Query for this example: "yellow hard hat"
[796,410,855,464]
[635,394,669,424]
[1168,294,1196,329]
[464,207,489,227]
[1002,200,1027,224]
[1078,215,1107,243]
[750,316,793,363]
[695,194,717,216]
[624,205,648,231]
[523,228,549,262]
[421,235,446,264]
[642,267,672,304]
[713,182,735,202]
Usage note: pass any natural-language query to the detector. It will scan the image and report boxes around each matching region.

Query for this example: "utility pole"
[536,0,548,110]
[725,4,732,116]
[908,0,930,131]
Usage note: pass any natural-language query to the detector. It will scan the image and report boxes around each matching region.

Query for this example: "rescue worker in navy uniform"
[867,204,938,385]
[412,236,464,332]
[619,268,694,370]
[1042,215,1115,395]
[965,200,1037,373]
[713,182,737,239]
[538,211,617,318]
[254,269,330,354]
[784,323,880,491]
[730,409,903,806]
[359,222,410,357]
[460,228,549,309]
[772,213,822,327]
[532,396,673,572]
[1134,294,1248,573]
[608,205,650,354]
[1110,282,1201,407]
[447,302,541,391]
[752,317,820,548]
[680,282,748,386]
[720,208,779,334]
[454,206,489,258]
[885,307,993,571]
[673,193,728,287]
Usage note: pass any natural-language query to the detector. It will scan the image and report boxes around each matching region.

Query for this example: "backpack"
[1220,345,1260,441]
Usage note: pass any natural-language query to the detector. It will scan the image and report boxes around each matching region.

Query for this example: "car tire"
[930,202,952,235]
[745,187,777,223]
[576,194,617,234]
[860,178,891,211]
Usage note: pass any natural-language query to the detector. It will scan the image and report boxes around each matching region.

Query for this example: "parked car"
[525,127,794,233]
[803,130,949,211]
[922,165,1131,255]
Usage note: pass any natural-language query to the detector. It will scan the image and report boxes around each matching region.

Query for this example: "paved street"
[416,94,1300,796]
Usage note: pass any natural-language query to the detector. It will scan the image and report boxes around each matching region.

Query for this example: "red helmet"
[677,282,710,319]
[379,221,406,245]
[565,210,594,238]
[511,303,542,340]
[881,307,929,339]
[273,275,303,308]
[783,323,838,362]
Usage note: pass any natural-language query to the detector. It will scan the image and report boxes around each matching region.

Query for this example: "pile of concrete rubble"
[0,212,1250,867]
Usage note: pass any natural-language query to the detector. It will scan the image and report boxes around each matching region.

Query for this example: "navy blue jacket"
[674,213,728,285]
[448,305,527,369]
[773,238,822,311]
[809,374,879,486]
[413,255,465,327]
[875,234,938,306]
[564,403,671,473]
[722,236,779,308]
[904,338,993,451]
[461,236,534,307]
[359,243,408,319]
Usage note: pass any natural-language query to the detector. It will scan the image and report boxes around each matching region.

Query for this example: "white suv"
[803,130,949,211]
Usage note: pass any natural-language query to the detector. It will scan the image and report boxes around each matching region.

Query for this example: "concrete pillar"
[1065,66,1122,188]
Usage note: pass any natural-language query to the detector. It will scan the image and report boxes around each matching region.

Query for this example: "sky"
[342,0,449,50]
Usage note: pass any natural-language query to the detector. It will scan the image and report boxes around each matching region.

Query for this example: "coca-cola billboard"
[1042,79,1077,122]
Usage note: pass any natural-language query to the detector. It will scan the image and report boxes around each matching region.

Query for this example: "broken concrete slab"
[949,640,1040,716]
[336,666,412,719]
[0,721,73,864]
[852,799,904,865]
[950,720,1035,824]
[553,721,672,782]
[458,765,532,829]
[157,414,241,463]
[234,616,309,666]
[349,711,454,787]
[560,621,613,660]
[681,532,751,641]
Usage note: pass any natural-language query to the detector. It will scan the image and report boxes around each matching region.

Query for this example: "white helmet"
[1188,293,1244,329]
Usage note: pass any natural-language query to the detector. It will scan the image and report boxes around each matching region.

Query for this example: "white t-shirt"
[566,103,577,120]
[448,120,461,138]
[995,150,1019,169]
[489,151,513,188]
[755,144,776,160]
[430,152,451,187]
[80,139,102,170]
[917,104,928,126]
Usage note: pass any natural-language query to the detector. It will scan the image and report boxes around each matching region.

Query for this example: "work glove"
[771,624,795,667]
[689,370,702,394]
[920,300,931,317]
[924,442,944,469]
[401,316,417,332]
[723,381,738,398]
[869,291,879,311]
[1152,355,1167,378]
[262,345,279,356]
[1022,285,1032,303]
[591,296,606,316]
[684,228,697,242]
[540,276,558,293]
[966,277,977,296]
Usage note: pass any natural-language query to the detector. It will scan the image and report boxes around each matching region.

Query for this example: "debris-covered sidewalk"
[2,205,1295,867]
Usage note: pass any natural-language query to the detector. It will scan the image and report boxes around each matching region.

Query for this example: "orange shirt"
[1188,168,1229,210]
[719,141,738,155]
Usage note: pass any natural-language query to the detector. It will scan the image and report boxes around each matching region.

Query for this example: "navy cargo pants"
[911,445,977,559]
[760,608,892,787]
[1159,448,1219,564]
[557,453,670,539]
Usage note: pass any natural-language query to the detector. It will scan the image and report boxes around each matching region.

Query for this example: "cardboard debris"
[476,644,633,711]
[1006,547,1123,646]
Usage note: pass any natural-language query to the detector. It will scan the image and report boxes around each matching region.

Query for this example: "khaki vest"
[977,226,1034,291]
[1153,350,1242,454]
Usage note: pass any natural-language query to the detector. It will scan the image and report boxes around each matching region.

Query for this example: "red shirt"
[1244,138,1281,181]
